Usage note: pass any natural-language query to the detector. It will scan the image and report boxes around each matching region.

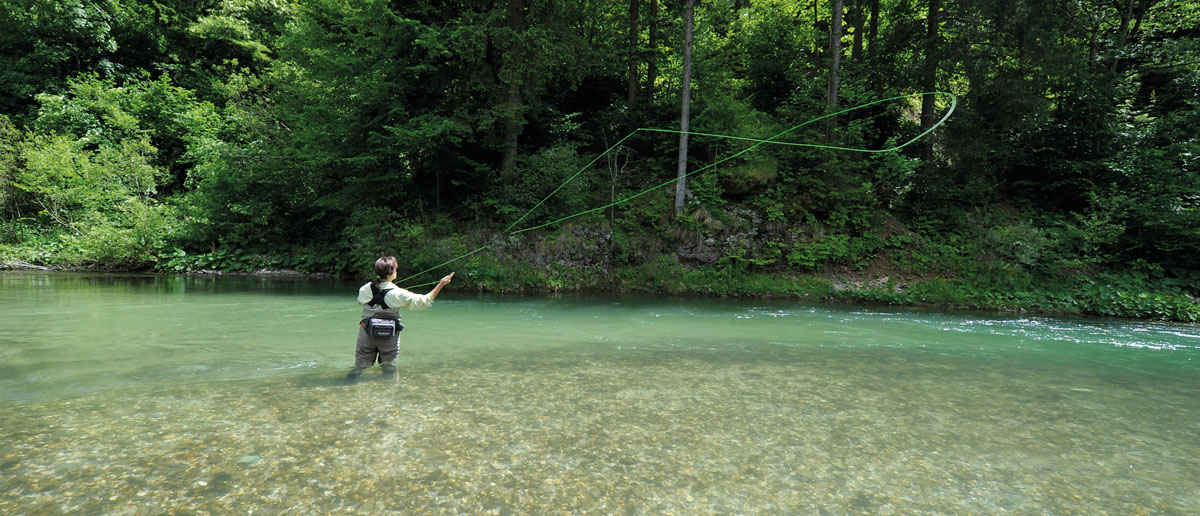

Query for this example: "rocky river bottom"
[2,345,1197,515]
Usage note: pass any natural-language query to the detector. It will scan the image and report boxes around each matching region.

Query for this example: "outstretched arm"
[428,272,454,299]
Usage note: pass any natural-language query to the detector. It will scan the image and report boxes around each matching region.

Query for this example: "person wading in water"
[351,256,453,378]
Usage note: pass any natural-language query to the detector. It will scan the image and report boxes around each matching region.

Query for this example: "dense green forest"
[1,0,1198,320]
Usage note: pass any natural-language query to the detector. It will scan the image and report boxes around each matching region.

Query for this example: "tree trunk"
[826,0,844,143]
[500,90,522,179]
[627,0,640,104]
[674,0,694,217]
[646,0,657,99]
[920,0,941,166]
[1110,0,1135,73]
[867,0,879,59]
[851,2,864,64]
[1088,19,1101,74]
[812,0,819,53]
[499,0,527,181]
[1131,0,1151,34]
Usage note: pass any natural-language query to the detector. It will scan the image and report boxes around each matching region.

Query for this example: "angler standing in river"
[351,256,453,378]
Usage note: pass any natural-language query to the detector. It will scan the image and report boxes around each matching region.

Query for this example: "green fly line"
[399,91,957,289]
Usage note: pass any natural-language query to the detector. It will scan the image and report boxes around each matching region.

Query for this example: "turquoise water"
[1,271,1198,514]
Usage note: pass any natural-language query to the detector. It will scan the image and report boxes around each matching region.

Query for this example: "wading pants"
[355,327,399,369]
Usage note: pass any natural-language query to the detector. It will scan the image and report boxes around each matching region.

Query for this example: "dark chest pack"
[362,283,404,338]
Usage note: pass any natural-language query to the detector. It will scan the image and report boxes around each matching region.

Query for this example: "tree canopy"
[2,0,1198,319]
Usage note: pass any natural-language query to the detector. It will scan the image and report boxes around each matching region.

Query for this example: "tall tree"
[826,0,844,142]
[628,0,640,104]
[867,0,879,59]
[646,0,658,100]
[919,0,941,166]
[674,0,694,216]
[1110,0,1136,73]
[850,1,865,64]
[499,0,528,181]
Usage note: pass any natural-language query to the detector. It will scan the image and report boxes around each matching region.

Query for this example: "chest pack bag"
[362,284,404,338]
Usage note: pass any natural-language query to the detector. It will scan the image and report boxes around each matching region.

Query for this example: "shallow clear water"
[2,271,1198,514]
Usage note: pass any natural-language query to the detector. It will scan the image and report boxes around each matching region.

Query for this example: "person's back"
[349,256,453,378]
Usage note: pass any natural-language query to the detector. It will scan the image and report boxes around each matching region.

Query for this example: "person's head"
[373,256,399,286]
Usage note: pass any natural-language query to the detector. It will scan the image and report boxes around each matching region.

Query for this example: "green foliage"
[1074,269,1200,322]
[0,114,21,218]
[12,132,181,267]
[15,133,159,232]
[75,199,180,268]
[0,0,119,117]
[454,254,543,293]
[160,247,261,273]
[786,233,885,271]
[1096,90,1200,269]
[1,72,221,267]
[32,73,221,192]
[896,265,1200,322]
[983,222,1049,269]
[187,0,289,68]
[0,0,1196,321]
[612,254,837,298]
[492,142,593,223]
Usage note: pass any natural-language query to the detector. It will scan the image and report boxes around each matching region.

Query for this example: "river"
[1,271,1198,514]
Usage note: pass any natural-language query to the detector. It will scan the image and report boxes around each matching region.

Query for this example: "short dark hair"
[373,256,398,287]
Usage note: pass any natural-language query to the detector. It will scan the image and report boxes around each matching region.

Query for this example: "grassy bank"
[452,252,1200,322]
[4,223,1199,323]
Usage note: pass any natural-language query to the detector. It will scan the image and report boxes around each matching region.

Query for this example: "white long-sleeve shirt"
[357,281,435,311]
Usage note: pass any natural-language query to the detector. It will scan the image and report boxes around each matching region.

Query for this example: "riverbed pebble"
[1,348,1197,514]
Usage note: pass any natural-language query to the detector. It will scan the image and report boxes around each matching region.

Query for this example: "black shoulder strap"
[367,284,393,309]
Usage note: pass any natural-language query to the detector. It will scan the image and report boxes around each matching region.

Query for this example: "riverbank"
[5,251,1198,322]
[6,211,1200,322]
[455,255,1200,322]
